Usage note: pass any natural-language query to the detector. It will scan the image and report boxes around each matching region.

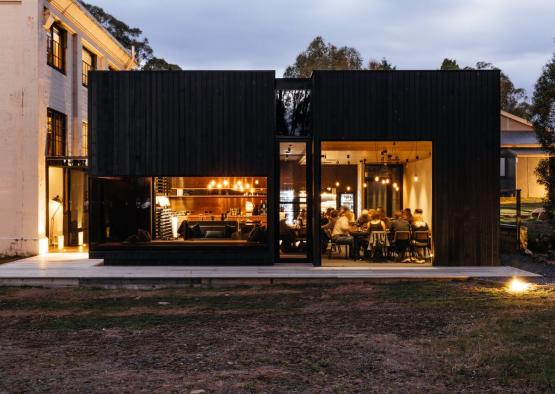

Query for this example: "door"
[277,140,312,261]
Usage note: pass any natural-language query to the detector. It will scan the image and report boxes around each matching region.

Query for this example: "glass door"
[278,141,311,261]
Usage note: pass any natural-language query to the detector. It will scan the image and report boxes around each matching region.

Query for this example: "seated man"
[331,209,355,257]
[389,210,411,260]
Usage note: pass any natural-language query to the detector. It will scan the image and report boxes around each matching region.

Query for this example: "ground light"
[507,277,531,294]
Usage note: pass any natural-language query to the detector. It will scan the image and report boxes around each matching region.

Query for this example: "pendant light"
[413,142,419,182]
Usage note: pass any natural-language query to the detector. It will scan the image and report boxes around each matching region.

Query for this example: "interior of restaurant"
[153,176,268,244]
[278,140,433,265]
[90,176,269,248]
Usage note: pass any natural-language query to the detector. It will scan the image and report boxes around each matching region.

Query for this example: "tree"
[465,61,530,118]
[80,1,180,70]
[368,58,396,70]
[142,57,182,71]
[533,53,555,219]
[284,36,363,78]
[440,58,460,70]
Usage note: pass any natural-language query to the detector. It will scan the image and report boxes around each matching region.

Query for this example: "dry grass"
[0,281,554,393]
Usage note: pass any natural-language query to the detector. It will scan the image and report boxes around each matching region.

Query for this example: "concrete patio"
[0,252,539,288]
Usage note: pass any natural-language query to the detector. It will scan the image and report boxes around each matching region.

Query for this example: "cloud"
[92,0,554,95]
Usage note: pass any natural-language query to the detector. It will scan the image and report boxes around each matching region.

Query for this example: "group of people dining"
[321,206,431,262]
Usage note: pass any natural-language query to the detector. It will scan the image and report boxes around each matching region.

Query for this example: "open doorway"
[320,141,433,266]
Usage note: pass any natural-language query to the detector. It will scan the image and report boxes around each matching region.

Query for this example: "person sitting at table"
[321,207,334,226]
[279,219,297,252]
[357,209,371,230]
[366,212,387,258]
[389,210,410,234]
[368,212,387,233]
[389,210,411,260]
[378,209,390,229]
[402,208,413,224]
[411,214,429,232]
[297,208,307,228]
[321,209,338,251]
[331,209,355,258]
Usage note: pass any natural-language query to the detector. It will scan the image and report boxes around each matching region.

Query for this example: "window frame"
[46,108,67,157]
[47,23,66,74]
[81,47,97,87]
[500,157,507,178]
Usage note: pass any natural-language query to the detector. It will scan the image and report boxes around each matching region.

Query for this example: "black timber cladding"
[311,70,500,266]
[88,71,275,177]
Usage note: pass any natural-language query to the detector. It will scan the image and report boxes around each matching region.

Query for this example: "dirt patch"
[0,281,553,392]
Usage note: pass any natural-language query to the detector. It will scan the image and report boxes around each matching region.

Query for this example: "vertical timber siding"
[89,71,275,177]
[311,71,500,266]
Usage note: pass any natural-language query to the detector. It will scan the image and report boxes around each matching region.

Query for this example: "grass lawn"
[0,281,554,392]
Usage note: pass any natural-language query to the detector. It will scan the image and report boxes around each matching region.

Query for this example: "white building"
[0,0,136,256]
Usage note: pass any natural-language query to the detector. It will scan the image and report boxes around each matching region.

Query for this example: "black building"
[88,70,500,266]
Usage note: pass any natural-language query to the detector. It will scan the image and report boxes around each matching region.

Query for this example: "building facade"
[500,110,547,199]
[88,70,500,267]
[0,0,135,256]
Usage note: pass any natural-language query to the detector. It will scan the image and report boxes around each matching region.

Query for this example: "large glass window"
[46,108,66,156]
[82,47,96,87]
[47,23,66,73]
[154,176,268,243]
[321,141,433,265]
[89,176,268,247]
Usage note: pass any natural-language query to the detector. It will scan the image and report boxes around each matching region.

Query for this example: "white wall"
[403,157,432,227]
[0,1,42,256]
[516,157,547,199]
[0,0,133,256]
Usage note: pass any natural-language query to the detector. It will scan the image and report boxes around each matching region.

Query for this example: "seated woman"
[357,209,371,230]
[411,214,429,232]
[366,213,388,258]
[368,212,387,233]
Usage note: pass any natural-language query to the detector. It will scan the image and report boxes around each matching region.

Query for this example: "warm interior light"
[363,183,367,188]
[327,186,332,191]
[223,179,229,187]
[39,237,49,255]
[217,182,223,189]
[393,182,397,187]
[245,183,251,189]
[208,184,213,190]
[254,179,259,185]
[346,186,351,191]
[156,196,171,207]
[507,277,531,293]
[381,179,386,184]
[374,176,379,182]
[335,181,340,187]
[210,180,216,186]
[57,235,64,251]
[413,175,419,182]
[385,179,390,184]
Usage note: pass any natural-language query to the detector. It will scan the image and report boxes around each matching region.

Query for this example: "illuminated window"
[47,108,66,156]
[82,122,88,156]
[82,47,96,87]
[47,23,66,73]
